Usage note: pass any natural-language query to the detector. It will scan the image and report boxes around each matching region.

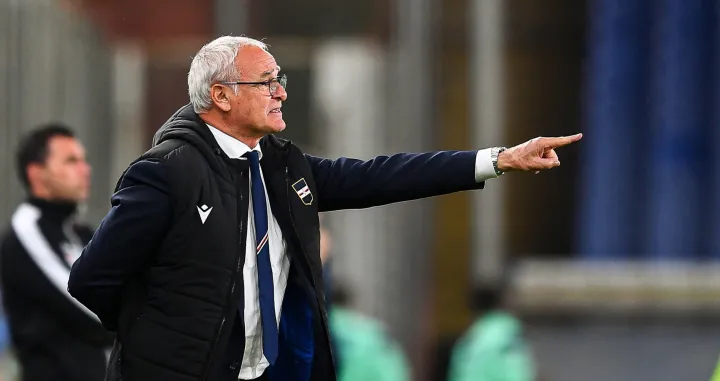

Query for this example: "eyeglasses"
[221,74,287,97]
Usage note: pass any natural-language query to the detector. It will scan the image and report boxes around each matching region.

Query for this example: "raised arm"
[306,133,583,212]
[306,151,484,212]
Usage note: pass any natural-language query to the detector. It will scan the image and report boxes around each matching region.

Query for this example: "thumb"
[537,157,560,169]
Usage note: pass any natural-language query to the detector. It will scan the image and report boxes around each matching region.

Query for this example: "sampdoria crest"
[292,178,313,206]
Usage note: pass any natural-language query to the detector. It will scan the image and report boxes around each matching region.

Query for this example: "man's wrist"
[496,148,513,172]
[491,147,508,175]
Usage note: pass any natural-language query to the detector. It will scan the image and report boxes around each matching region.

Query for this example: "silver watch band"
[491,147,507,176]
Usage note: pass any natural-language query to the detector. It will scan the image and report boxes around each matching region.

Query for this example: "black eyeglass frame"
[220,74,287,97]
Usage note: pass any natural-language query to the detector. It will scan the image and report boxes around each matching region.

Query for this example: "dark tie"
[245,150,279,364]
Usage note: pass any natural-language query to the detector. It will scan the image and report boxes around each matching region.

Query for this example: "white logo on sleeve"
[197,204,213,224]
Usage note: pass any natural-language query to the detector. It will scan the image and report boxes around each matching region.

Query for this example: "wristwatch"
[491,147,507,176]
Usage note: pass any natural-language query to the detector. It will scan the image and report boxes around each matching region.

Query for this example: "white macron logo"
[197,204,213,224]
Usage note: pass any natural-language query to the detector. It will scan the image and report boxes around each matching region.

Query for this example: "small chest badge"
[292,178,313,206]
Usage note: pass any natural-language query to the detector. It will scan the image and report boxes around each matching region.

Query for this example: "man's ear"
[211,84,232,112]
[26,163,44,188]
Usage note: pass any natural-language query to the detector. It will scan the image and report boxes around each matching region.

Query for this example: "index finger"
[543,133,583,148]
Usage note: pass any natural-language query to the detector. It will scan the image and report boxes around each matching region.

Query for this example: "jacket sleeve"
[305,151,485,212]
[0,234,112,346]
[68,159,173,331]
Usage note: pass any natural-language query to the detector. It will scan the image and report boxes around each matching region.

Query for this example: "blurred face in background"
[320,227,332,265]
[28,136,91,203]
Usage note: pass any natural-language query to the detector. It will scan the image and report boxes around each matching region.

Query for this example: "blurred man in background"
[0,125,112,381]
[329,285,411,381]
[319,225,411,381]
[447,279,536,381]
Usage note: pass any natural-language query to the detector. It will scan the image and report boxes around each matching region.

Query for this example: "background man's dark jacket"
[1,198,113,381]
[68,104,485,381]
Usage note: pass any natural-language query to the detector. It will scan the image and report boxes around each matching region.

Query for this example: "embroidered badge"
[292,178,313,206]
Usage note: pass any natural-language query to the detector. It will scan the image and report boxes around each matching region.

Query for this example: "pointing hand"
[497,133,583,173]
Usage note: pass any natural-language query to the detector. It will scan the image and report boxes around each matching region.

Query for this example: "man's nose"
[273,85,287,101]
[82,161,92,176]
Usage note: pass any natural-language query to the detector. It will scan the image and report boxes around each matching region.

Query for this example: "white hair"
[188,36,268,113]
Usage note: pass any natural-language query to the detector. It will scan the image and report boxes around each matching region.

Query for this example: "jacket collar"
[26,197,78,223]
[151,104,293,179]
[205,124,263,160]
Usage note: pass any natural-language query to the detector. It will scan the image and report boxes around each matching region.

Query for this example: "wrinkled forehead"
[235,46,281,80]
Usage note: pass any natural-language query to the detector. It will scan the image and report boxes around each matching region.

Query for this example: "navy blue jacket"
[68,104,485,381]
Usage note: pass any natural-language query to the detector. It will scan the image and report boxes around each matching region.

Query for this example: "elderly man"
[68,36,581,381]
